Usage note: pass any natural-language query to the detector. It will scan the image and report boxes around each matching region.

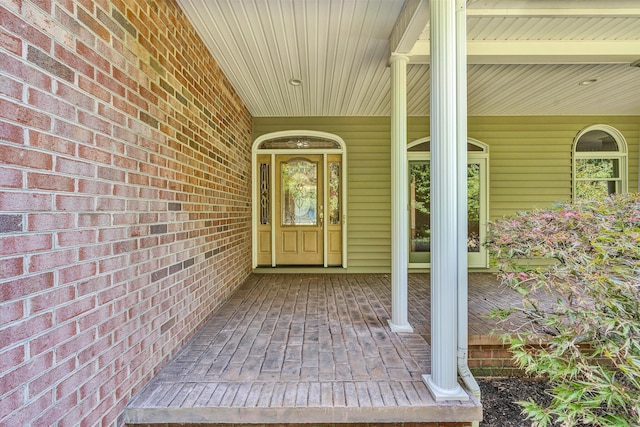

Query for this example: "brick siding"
[0,0,253,426]
[468,335,527,378]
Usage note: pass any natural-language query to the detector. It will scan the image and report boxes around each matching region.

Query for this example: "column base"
[423,374,470,401]
[387,319,413,333]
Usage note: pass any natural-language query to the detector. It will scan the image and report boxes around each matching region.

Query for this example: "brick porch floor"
[124,273,520,425]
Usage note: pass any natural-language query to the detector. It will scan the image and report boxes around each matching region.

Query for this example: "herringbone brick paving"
[125,273,517,424]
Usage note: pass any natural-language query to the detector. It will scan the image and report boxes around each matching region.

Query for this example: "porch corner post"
[423,0,468,401]
[389,54,413,333]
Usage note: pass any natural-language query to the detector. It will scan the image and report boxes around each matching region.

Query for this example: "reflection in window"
[329,162,340,225]
[573,126,627,201]
[281,159,317,225]
[410,162,431,254]
[409,162,481,254]
[575,158,617,179]
[575,130,618,152]
[467,164,481,252]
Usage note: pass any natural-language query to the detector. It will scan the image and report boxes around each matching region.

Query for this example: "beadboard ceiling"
[176,0,640,117]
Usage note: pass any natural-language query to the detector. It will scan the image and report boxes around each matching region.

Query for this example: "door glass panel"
[329,162,340,225]
[259,162,270,225]
[281,159,317,225]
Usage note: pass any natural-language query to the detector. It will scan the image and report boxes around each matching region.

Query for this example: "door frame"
[407,137,490,269]
[252,130,348,268]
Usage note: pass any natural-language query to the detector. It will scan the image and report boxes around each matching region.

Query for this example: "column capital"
[389,53,410,64]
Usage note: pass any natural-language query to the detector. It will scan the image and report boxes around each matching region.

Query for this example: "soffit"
[176,0,403,117]
[177,0,640,117]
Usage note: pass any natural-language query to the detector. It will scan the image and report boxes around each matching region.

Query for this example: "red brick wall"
[0,0,253,425]
[468,335,526,378]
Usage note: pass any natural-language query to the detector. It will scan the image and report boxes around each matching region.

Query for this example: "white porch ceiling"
[177,0,640,117]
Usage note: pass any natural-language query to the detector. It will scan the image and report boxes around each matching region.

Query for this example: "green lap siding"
[468,116,639,219]
[254,116,640,272]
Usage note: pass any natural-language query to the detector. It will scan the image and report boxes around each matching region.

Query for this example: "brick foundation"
[0,1,252,426]
[468,335,526,378]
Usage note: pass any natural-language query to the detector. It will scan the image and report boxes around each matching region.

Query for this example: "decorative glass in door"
[281,159,318,225]
[276,155,324,265]
[329,162,340,225]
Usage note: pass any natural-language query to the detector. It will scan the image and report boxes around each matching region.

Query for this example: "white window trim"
[572,124,628,202]
[407,137,490,269]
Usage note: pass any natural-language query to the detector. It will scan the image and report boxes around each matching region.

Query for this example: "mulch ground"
[479,378,553,426]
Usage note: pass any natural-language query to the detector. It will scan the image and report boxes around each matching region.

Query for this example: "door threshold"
[253,266,347,274]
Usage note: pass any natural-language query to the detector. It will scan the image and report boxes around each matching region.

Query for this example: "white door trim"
[252,130,348,268]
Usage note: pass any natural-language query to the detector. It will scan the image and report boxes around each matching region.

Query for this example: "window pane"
[576,130,618,152]
[329,162,340,225]
[409,161,483,256]
[576,181,616,200]
[281,160,317,225]
[410,162,430,254]
[576,158,618,179]
[467,163,480,253]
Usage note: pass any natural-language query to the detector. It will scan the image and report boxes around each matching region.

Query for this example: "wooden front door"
[275,155,324,265]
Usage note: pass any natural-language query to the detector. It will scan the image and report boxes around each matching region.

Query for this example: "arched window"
[572,125,628,201]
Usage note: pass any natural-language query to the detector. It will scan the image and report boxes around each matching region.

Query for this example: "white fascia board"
[408,39,640,64]
[467,0,640,17]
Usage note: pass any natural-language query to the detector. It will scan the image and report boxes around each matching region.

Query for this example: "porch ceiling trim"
[408,40,640,64]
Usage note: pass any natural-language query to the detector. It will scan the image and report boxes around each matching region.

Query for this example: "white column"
[423,0,468,401]
[456,0,480,397]
[456,0,468,311]
[389,54,413,333]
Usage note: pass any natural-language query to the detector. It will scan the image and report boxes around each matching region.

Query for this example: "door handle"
[319,205,323,227]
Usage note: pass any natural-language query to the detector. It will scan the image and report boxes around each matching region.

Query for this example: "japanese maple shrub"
[486,192,640,427]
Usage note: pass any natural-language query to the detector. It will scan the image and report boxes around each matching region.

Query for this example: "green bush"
[486,193,640,427]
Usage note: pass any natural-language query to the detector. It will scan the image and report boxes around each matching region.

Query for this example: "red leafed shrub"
[487,193,640,427]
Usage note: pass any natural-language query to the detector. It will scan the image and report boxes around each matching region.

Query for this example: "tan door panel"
[275,155,323,265]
